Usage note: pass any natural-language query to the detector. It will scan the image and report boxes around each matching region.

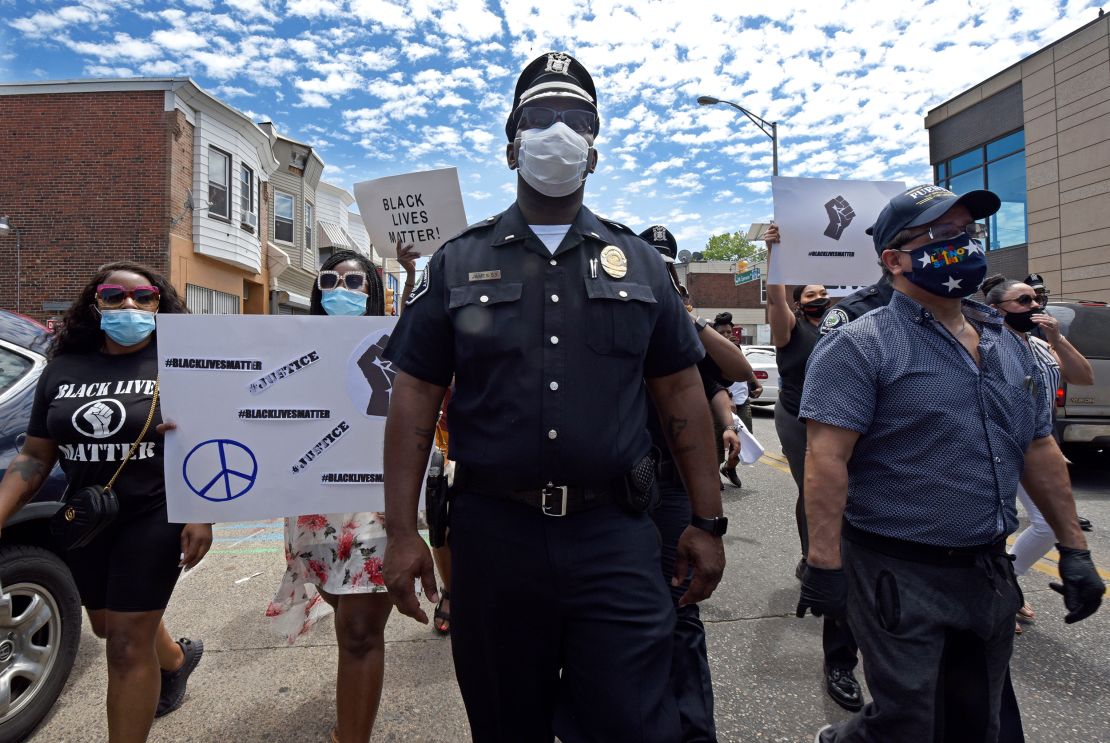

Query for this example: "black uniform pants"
[774,403,859,671]
[826,536,1022,742]
[449,490,680,743]
[652,478,717,742]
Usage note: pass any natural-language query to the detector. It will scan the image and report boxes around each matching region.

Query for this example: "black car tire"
[0,544,81,743]
[1062,444,1108,469]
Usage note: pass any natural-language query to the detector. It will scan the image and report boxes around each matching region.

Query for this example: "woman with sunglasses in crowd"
[266,243,416,743]
[0,263,211,741]
[981,274,1094,632]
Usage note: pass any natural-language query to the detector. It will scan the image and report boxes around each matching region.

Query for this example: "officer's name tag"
[469,270,501,282]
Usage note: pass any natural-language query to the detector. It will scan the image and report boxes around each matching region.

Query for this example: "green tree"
[702,231,765,263]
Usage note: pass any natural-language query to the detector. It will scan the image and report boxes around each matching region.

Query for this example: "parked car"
[1043,300,1110,466]
[0,310,80,742]
[743,346,779,407]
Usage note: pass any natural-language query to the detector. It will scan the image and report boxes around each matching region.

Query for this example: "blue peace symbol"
[182,439,258,503]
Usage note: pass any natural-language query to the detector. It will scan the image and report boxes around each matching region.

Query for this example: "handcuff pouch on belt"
[617,448,660,513]
[425,450,450,548]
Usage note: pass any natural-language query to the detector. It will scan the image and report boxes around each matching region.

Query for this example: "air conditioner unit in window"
[242,212,258,228]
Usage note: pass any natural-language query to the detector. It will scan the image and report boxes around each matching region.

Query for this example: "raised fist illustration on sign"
[823,195,855,240]
[356,335,396,417]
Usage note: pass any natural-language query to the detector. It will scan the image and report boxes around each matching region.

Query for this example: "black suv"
[1043,300,1110,466]
[0,311,80,741]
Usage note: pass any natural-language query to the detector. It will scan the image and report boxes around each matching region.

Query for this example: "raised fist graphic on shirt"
[82,401,115,438]
[823,195,856,240]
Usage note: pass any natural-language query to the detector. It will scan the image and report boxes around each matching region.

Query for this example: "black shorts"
[62,498,184,613]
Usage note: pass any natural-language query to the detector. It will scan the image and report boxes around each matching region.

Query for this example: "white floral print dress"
[266,512,388,644]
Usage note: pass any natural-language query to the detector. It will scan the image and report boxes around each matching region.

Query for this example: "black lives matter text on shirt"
[29,343,166,503]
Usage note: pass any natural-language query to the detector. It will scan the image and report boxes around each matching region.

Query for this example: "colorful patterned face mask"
[899,233,987,299]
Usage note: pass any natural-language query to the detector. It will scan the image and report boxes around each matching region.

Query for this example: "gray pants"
[773,403,807,555]
[828,537,1022,743]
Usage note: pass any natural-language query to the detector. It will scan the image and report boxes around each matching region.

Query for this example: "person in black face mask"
[763,226,863,712]
[982,274,1094,622]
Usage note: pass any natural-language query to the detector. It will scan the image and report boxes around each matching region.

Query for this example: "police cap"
[638,224,677,263]
[505,52,598,141]
[866,184,1001,253]
[1025,273,1046,290]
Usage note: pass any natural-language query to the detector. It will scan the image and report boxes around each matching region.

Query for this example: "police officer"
[818,275,894,335]
[640,224,757,742]
[381,54,726,743]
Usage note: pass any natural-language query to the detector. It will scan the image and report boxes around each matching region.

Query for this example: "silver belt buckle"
[541,483,568,517]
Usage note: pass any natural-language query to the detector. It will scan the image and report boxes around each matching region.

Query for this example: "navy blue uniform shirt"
[818,276,895,335]
[800,291,1052,548]
[384,203,704,487]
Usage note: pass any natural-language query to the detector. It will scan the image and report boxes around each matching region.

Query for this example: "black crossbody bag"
[49,380,160,551]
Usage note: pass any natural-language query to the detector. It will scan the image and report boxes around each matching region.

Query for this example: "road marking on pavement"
[759,452,793,476]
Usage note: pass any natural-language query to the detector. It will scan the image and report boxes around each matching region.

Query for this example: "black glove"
[796,564,847,619]
[1049,544,1104,624]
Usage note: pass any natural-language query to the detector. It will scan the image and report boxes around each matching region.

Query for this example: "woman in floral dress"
[267,245,417,743]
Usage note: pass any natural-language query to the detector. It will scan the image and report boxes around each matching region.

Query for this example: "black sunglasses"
[516,106,598,135]
[1004,294,1039,307]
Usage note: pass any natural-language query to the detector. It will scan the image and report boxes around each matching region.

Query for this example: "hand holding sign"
[353,168,468,258]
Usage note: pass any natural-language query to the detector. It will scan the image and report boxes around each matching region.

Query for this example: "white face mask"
[514,122,592,197]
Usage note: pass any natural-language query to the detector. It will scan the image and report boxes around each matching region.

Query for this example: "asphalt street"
[30,408,1110,742]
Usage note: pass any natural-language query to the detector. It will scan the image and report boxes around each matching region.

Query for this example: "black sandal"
[433,590,451,635]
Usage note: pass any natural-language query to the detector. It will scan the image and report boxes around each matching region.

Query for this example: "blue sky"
[0,0,1101,252]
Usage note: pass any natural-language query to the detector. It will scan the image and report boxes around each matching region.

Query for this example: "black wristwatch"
[691,515,728,537]
[694,316,709,332]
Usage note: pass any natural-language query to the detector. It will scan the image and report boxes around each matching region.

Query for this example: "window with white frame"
[275,192,294,243]
[760,279,767,305]
[305,202,314,252]
[208,147,231,220]
[240,164,256,230]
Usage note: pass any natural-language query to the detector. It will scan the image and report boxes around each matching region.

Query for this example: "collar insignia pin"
[600,246,627,279]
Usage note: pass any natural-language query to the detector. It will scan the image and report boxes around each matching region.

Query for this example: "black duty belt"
[842,521,1008,567]
[454,464,618,517]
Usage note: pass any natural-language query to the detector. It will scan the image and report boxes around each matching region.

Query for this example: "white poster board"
[353,167,468,258]
[157,315,415,523]
[768,176,905,286]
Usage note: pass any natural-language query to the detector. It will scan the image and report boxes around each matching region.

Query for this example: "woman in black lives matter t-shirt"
[0,262,211,740]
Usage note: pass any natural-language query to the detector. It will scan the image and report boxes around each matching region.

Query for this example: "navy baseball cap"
[866,184,1001,253]
[1025,273,1047,289]
[505,52,598,141]
[638,225,677,263]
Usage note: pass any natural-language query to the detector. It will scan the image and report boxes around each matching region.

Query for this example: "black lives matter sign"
[354,167,469,257]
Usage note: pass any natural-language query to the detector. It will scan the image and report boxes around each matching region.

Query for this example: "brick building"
[0,78,279,321]
[676,260,771,344]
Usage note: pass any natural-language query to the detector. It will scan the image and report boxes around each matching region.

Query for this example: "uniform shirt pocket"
[583,279,656,356]
[449,282,524,355]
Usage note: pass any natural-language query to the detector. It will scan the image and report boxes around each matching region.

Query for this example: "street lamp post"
[0,217,21,314]
[697,95,778,176]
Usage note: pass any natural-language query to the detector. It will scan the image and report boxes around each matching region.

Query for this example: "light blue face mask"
[100,309,157,347]
[321,288,368,317]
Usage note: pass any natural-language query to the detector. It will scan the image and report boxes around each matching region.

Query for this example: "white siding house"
[175,88,278,274]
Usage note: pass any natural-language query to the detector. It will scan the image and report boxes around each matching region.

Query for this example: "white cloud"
[9,4,110,38]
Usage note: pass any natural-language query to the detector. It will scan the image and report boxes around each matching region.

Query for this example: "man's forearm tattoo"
[666,415,695,454]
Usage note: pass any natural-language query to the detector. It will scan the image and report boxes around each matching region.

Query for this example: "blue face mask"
[99,309,156,347]
[321,288,367,317]
[901,233,987,299]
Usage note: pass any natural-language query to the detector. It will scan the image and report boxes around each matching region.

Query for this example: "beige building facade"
[925,14,1110,301]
